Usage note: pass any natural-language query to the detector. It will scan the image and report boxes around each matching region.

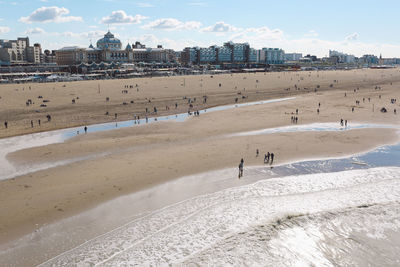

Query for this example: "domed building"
[56,31,176,66]
[56,31,134,65]
[96,31,122,50]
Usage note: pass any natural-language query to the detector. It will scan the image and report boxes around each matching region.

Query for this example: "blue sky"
[1,0,400,57]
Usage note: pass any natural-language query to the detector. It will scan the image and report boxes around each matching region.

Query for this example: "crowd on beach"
[1,74,399,135]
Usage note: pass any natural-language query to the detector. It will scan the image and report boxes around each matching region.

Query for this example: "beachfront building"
[258,48,285,64]
[43,50,56,64]
[146,46,176,63]
[381,58,400,65]
[199,46,217,64]
[223,41,249,63]
[285,53,302,61]
[248,48,258,63]
[181,47,199,65]
[329,50,356,64]
[181,41,261,65]
[56,31,133,65]
[217,46,232,63]
[0,37,42,65]
[55,31,176,66]
[359,54,379,65]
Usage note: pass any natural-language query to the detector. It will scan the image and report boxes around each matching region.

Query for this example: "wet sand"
[0,68,400,245]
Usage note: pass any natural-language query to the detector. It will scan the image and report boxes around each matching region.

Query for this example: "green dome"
[96,31,122,50]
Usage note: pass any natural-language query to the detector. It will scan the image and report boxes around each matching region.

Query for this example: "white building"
[285,53,302,61]
[258,48,285,64]
[0,37,42,65]
[329,50,356,63]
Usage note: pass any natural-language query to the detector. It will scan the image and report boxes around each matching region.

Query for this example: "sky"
[1,0,400,57]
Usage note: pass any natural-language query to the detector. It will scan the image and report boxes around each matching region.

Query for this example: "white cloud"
[202,21,238,33]
[57,30,104,39]
[0,26,10,34]
[100,10,147,25]
[130,33,207,50]
[25,27,46,34]
[19,6,83,23]
[142,18,202,31]
[230,26,284,45]
[345,32,359,41]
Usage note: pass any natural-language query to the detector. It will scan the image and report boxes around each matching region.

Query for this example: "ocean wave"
[38,167,400,266]
[183,202,400,266]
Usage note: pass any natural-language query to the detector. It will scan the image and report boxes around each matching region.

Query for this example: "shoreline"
[1,126,399,245]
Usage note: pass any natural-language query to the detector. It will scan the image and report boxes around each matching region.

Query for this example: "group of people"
[291,116,298,124]
[238,150,276,178]
[264,152,275,164]
[30,119,41,128]
[340,119,348,127]
[3,115,52,130]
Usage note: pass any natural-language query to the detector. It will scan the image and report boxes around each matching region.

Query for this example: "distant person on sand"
[238,158,244,178]
[84,126,87,133]
[31,120,33,128]
[4,121,7,129]
[256,149,259,157]
[270,153,275,164]
[264,154,268,163]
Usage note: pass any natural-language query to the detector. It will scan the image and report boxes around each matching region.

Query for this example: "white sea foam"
[35,166,400,266]
[228,122,400,137]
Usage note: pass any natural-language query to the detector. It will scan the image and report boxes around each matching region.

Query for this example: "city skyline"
[0,0,400,57]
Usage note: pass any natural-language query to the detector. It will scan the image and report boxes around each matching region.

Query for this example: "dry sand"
[0,68,399,244]
[0,68,399,138]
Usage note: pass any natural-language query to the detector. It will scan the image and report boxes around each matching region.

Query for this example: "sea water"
[36,167,400,266]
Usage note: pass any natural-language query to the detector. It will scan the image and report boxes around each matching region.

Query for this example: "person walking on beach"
[4,121,7,129]
[345,120,348,127]
[270,153,275,164]
[256,149,259,157]
[264,154,268,163]
[340,119,343,126]
[238,158,244,178]
[84,126,87,134]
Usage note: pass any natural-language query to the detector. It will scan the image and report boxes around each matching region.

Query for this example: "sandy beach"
[0,68,400,248]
